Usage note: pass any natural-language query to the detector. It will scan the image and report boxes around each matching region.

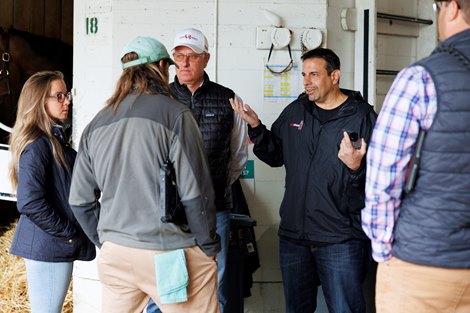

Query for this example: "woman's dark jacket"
[249,90,377,244]
[10,126,96,262]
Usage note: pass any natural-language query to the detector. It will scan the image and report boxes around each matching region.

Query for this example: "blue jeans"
[279,238,370,313]
[146,210,230,313]
[24,259,73,313]
[145,298,161,313]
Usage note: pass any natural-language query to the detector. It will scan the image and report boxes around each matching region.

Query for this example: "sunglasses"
[48,92,72,103]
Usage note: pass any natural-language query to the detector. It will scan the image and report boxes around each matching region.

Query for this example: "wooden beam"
[45,0,61,39]
[61,0,73,45]
[0,0,14,30]
[31,0,46,36]
[14,0,33,32]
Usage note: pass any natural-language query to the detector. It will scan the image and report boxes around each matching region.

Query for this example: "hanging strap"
[265,43,294,74]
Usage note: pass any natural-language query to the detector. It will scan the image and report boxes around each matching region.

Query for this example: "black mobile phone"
[404,129,426,194]
[348,132,361,150]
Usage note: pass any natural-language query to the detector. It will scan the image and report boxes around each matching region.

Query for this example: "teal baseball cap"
[121,36,175,69]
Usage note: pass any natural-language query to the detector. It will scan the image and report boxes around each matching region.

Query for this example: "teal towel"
[154,249,189,304]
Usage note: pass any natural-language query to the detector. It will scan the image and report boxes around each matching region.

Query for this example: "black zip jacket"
[249,89,377,244]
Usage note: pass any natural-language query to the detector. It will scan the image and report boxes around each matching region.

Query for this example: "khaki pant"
[97,241,219,313]
[376,257,470,313]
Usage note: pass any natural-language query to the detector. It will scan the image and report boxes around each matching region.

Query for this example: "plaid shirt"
[362,65,437,262]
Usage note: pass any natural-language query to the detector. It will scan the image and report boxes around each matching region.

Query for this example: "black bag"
[159,160,188,227]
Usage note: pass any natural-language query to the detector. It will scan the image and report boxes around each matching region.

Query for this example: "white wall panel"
[373,0,436,113]
[72,1,114,144]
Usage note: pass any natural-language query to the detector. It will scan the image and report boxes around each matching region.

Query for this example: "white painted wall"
[0,145,15,201]
[374,0,436,112]
[71,0,438,312]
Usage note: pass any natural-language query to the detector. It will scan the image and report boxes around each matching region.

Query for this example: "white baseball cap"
[172,28,209,54]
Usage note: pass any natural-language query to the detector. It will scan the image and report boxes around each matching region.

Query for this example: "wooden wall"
[0,0,73,44]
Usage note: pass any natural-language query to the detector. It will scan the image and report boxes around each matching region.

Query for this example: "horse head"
[0,28,73,143]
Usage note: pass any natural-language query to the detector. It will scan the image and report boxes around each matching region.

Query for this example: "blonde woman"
[9,71,95,313]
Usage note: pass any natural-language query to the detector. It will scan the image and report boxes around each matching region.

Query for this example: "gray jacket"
[69,93,220,256]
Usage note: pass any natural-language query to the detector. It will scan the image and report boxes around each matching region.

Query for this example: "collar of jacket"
[438,28,470,50]
[173,71,211,96]
[301,88,363,122]
[52,124,68,145]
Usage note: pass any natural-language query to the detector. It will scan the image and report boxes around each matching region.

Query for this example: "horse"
[0,27,73,144]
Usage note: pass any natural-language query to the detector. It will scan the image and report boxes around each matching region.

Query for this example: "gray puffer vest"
[392,29,470,268]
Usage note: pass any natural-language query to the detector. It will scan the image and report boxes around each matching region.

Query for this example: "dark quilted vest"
[392,29,470,268]
[171,73,234,211]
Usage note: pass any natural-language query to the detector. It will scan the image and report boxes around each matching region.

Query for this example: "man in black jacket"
[230,48,377,313]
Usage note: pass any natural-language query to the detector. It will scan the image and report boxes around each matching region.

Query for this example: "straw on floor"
[0,223,73,313]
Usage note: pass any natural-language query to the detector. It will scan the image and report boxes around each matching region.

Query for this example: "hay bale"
[0,223,73,313]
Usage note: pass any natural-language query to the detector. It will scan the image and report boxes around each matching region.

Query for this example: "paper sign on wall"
[263,65,301,104]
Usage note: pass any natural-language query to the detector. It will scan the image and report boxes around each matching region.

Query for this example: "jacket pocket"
[53,235,79,259]
[346,184,365,214]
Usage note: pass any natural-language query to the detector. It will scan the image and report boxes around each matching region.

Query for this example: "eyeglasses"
[173,53,206,63]
[48,92,72,103]
[433,0,459,12]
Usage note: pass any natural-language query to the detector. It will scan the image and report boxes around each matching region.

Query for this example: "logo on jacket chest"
[289,120,304,130]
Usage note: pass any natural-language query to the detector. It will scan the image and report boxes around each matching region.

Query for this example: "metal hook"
[2,52,10,62]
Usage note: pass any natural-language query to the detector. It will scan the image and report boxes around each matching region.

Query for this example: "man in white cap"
[170,28,248,313]
[70,36,220,313]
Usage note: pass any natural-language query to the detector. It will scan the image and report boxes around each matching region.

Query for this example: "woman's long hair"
[106,52,173,112]
[9,71,68,189]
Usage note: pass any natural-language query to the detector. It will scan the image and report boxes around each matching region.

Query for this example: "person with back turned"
[363,1,470,312]
[69,36,220,313]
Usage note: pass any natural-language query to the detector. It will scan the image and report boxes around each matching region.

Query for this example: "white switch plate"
[256,27,275,49]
